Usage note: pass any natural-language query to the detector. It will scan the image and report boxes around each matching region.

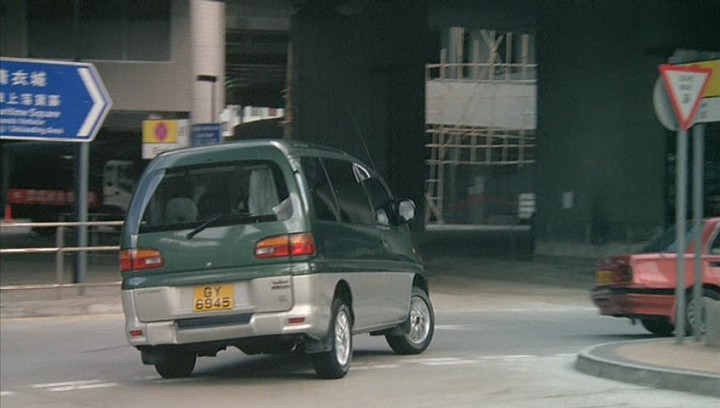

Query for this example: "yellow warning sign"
[142,120,180,144]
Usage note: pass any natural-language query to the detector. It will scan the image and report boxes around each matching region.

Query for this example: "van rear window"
[139,160,291,233]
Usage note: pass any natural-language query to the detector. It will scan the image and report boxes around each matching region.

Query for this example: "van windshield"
[138,160,291,233]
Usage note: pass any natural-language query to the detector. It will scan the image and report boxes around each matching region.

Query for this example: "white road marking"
[356,354,576,371]
[32,379,118,392]
[6,353,579,394]
[436,324,487,331]
[421,358,479,366]
[491,307,596,313]
[479,354,536,360]
[353,364,400,370]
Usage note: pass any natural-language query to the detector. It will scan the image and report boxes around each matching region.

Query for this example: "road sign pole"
[658,63,713,345]
[692,123,705,341]
[74,143,89,291]
[675,128,688,345]
[71,1,87,291]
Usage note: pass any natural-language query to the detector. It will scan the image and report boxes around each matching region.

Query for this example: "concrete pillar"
[190,0,225,124]
[289,4,353,145]
[289,1,428,219]
[447,27,464,79]
[468,30,485,80]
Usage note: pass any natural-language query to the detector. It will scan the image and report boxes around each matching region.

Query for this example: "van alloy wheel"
[311,298,353,379]
[386,287,434,354]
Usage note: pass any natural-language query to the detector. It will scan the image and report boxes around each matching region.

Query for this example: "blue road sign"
[191,123,222,146]
[0,58,112,142]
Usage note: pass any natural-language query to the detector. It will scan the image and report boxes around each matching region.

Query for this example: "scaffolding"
[425,30,537,224]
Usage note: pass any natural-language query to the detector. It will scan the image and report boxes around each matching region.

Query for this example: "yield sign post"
[659,64,712,131]
[659,64,712,345]
[0,57,112,142]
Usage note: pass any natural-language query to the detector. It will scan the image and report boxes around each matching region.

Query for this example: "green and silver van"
[120,140,434,379]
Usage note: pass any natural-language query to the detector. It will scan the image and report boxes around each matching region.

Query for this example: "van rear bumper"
[122,274,334,347]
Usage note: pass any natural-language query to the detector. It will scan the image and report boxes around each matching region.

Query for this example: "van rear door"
[124,155,299,281]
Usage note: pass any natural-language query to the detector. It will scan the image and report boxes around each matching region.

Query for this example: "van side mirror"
[397,199,415,224]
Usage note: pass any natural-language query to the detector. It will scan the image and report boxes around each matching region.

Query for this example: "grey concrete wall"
[535,0,720,244]
[97,0,223,118]
[0,0,28,57]
[0,0,186,115]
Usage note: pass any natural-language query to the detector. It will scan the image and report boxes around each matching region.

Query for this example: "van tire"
[310,298,352,379]
[154,351,196,379]
[386,287,434,354]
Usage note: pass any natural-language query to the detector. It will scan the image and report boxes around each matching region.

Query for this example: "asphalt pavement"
[1,228,719,397]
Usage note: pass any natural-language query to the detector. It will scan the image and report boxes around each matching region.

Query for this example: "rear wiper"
[186,210,253,240]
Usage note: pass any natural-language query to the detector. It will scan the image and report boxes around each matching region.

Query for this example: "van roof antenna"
[347,109,376,171]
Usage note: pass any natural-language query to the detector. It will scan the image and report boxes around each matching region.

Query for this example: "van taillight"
[120,249,164,273]
[255,233,316,259]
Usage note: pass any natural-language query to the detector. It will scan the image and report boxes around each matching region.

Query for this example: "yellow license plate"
[193,285,234,312]
[596,270,613,285]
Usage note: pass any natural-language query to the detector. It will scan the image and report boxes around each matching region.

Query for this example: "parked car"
[120,140,434,379]
[591,218,720,336]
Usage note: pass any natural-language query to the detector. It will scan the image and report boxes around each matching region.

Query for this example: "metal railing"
[426,62,537,83]
[0,220,123,299]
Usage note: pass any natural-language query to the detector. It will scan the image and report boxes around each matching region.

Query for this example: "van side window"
[323,159,375,225]
[362,176,392,225]
[301,157,339,222]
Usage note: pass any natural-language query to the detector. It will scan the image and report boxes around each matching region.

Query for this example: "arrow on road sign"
[0,57,112,142]
[659,64,712,131]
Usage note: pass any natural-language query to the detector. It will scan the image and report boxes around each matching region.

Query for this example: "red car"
[591,217,720,336]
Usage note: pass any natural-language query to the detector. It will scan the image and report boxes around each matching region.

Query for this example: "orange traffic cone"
[3,204,13,223]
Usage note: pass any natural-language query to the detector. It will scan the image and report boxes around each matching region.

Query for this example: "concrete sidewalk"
[1,254,718,397]
[577,339,720,397]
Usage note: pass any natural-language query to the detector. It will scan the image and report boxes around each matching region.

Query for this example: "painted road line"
[353,364,400,370]
[32,379,117,392]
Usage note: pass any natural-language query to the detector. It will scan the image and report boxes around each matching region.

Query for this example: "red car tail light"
[597,257,633,285]
[613,264,633,283]
[120,249,165,273]
[255,233,316,259]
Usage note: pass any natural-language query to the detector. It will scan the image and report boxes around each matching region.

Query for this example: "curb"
[575,341,720,397]
[0,301,123,319]
[0,285,123,320]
